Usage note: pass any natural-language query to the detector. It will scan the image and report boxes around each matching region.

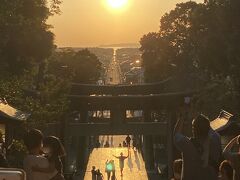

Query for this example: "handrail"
[0,168,26,180]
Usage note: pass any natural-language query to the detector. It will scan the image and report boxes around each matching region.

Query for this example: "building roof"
[210,110,240,135]
[0,100,29,122]
[210,110,233,131]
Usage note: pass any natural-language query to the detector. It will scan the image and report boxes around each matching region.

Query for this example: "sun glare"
[107,0,128,9]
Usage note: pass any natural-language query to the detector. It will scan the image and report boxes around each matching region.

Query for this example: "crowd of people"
[172,114,240,180]
[91,151,129,180]
[92,136,131,180]
[95,135,140,150]
[92,154,128,180]
[0,131,136,180]
[122,135,140,152]
[1,114,240,180]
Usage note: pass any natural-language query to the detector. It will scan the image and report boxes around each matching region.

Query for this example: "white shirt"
[23,154,57,180]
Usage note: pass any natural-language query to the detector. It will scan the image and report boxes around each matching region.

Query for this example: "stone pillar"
[111,104,125,124]
[80,108,88,122]
[143,108,155,170]
[77,136,88,170]
[167,109,176,179]
[143,135,155,170]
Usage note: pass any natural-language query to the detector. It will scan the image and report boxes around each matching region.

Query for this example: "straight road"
[105,48,122,85]
[83,49,149,180]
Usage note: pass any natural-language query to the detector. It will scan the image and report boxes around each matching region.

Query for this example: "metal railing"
[0,168,26,180]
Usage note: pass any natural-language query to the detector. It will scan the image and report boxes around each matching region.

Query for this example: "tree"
[140,2,203,83]
[140,33,174,82]
[0,0,61,76]
[140,0,240,115]
[0,0,65,127]
[49,49,102,84]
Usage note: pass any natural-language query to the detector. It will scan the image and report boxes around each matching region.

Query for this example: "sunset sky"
[49,0,203,47]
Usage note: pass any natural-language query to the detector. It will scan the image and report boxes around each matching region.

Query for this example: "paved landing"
[84,148,148,180]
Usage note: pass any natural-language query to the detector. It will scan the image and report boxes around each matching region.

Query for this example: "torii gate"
[64,81,194,177]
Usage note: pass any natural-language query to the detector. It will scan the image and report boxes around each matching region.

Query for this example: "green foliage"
[193,76,238,118]
[0,48,103,127]
[140,32,174,82]
[8,139,27,154]
[0,0,73,127]
[49,0,62,15]
[49,49,102,83]
[0,0,61,75]
[25,79,70,126]
[7,139,27,168]
[0,75,70,127]
[140,0,240,115]
[0,77,27,106]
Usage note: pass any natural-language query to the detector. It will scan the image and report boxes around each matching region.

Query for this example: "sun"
[107,0,128,9]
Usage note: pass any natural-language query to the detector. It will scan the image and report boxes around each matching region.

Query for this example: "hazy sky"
[49,0,203,47]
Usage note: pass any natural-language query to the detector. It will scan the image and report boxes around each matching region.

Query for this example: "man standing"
[113,151,129,176]
[91,166,97,180]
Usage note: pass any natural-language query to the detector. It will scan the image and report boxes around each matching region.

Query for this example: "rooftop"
[0,99,29,122]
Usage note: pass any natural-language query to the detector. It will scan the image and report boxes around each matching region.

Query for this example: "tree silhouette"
[0,0,61,76]
[140,0,240,115]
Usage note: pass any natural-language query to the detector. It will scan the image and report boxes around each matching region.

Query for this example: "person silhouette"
[126,135,131,148]
[110,160,116,178]
[96,169,104,180]
[105,160,112,180]
[113,151,129,176]
[91,166,97,180]
[104,141,110,148]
